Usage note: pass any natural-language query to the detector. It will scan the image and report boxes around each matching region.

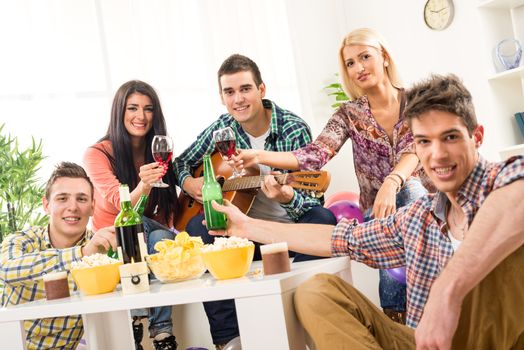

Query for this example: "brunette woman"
[83,80,178,350]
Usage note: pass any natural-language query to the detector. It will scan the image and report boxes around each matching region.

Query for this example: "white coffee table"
[0,257,351,350]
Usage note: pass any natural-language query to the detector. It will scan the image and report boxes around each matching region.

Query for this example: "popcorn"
[202,236,254,252]
[71,253,120,270]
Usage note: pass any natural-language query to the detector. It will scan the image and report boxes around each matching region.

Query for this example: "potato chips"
[146,231,206,283]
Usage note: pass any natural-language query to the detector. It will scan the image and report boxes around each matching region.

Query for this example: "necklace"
[449,207,468,240]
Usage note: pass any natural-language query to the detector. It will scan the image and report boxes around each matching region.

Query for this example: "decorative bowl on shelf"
[496,38,522,71]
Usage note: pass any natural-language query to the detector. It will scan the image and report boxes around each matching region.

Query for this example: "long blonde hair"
[338,28,403,100]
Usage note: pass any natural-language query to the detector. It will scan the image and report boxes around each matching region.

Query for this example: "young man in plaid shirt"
[174,54,336,349]
[0,162,117,349]
[210,74,524,349]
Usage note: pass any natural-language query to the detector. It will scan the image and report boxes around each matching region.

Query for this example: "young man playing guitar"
[173,54,336,349]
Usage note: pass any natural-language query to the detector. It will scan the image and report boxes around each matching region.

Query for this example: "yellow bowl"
[71,262,122,295]
[203,245,255,280]
[146,253,206,283]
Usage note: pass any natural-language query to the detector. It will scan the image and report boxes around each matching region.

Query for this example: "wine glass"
[213,127,245,178]
[151,135,173,188]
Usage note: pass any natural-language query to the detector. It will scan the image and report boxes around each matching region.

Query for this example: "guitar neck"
[222,174,287,192]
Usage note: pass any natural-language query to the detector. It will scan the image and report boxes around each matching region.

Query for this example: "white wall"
[1,0,521,310]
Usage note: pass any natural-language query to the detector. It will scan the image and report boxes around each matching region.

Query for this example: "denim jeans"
[130,217,175,338]
[363,178,427,312]
[185,206,337,345]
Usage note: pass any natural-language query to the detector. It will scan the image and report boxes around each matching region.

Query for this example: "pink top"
[83,140,127,232]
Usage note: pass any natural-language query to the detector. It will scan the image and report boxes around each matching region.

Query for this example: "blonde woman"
[232,28,431,323]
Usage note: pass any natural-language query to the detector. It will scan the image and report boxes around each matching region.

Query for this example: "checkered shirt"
[174,99,322,220]
[331,156,524,328]
[0,226,89,349]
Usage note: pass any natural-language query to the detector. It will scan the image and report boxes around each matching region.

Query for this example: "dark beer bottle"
[202,154,227,230]
[114,184,144,263]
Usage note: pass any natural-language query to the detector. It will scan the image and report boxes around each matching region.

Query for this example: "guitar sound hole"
[217,176,225,188]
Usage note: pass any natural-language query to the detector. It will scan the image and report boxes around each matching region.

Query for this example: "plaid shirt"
[174,99,322,220]
[0,226,89,349]
[331,156,524,328]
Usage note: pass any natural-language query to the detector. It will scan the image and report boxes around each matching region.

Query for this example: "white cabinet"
[478,0,524,154]
[499,143,524,159]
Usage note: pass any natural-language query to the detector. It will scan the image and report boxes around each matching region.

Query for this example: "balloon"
[325,191,360,208]
[386,267,407,285]
[327,200,364,223]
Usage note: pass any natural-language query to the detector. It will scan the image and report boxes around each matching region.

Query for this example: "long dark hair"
[95,80,178,225]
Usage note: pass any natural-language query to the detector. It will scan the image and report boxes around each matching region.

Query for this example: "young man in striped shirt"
[210,74,524,349]
[0,162,117,349]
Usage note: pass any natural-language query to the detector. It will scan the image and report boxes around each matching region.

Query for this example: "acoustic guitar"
[175,152,331,231]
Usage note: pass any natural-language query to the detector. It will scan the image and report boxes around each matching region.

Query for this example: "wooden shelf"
[478,0,524,9]
[499,143,524,159]
[488,65,524,81]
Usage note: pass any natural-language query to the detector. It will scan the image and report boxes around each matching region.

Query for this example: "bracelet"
[384,175,402,192]
[389,172,406,188]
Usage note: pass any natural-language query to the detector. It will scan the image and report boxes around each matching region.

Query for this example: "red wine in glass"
[215,140,237,159]
[153,151,173,164]
[212,127,245,177]
[151,135,173,188]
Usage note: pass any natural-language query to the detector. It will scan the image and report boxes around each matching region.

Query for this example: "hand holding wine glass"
[230,149,260,170]
[151,135,173,188]
[213,127,245,177]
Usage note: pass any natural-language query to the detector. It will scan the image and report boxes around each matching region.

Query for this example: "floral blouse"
[293,91,419,212]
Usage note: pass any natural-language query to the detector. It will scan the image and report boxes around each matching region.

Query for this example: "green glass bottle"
[134,194,148,216]
[202,154,227,230]
[106,246,118,259]
[114,184,144,263]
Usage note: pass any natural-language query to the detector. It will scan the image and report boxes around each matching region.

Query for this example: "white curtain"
[0,0,301,177]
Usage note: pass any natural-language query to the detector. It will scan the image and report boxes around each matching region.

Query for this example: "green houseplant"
[0,124,48,243]
[324,74,350,109]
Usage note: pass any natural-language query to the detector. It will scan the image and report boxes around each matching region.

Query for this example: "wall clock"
[424,0,454,31]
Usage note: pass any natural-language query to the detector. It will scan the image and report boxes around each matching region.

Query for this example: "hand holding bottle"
[83,226,117,257]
